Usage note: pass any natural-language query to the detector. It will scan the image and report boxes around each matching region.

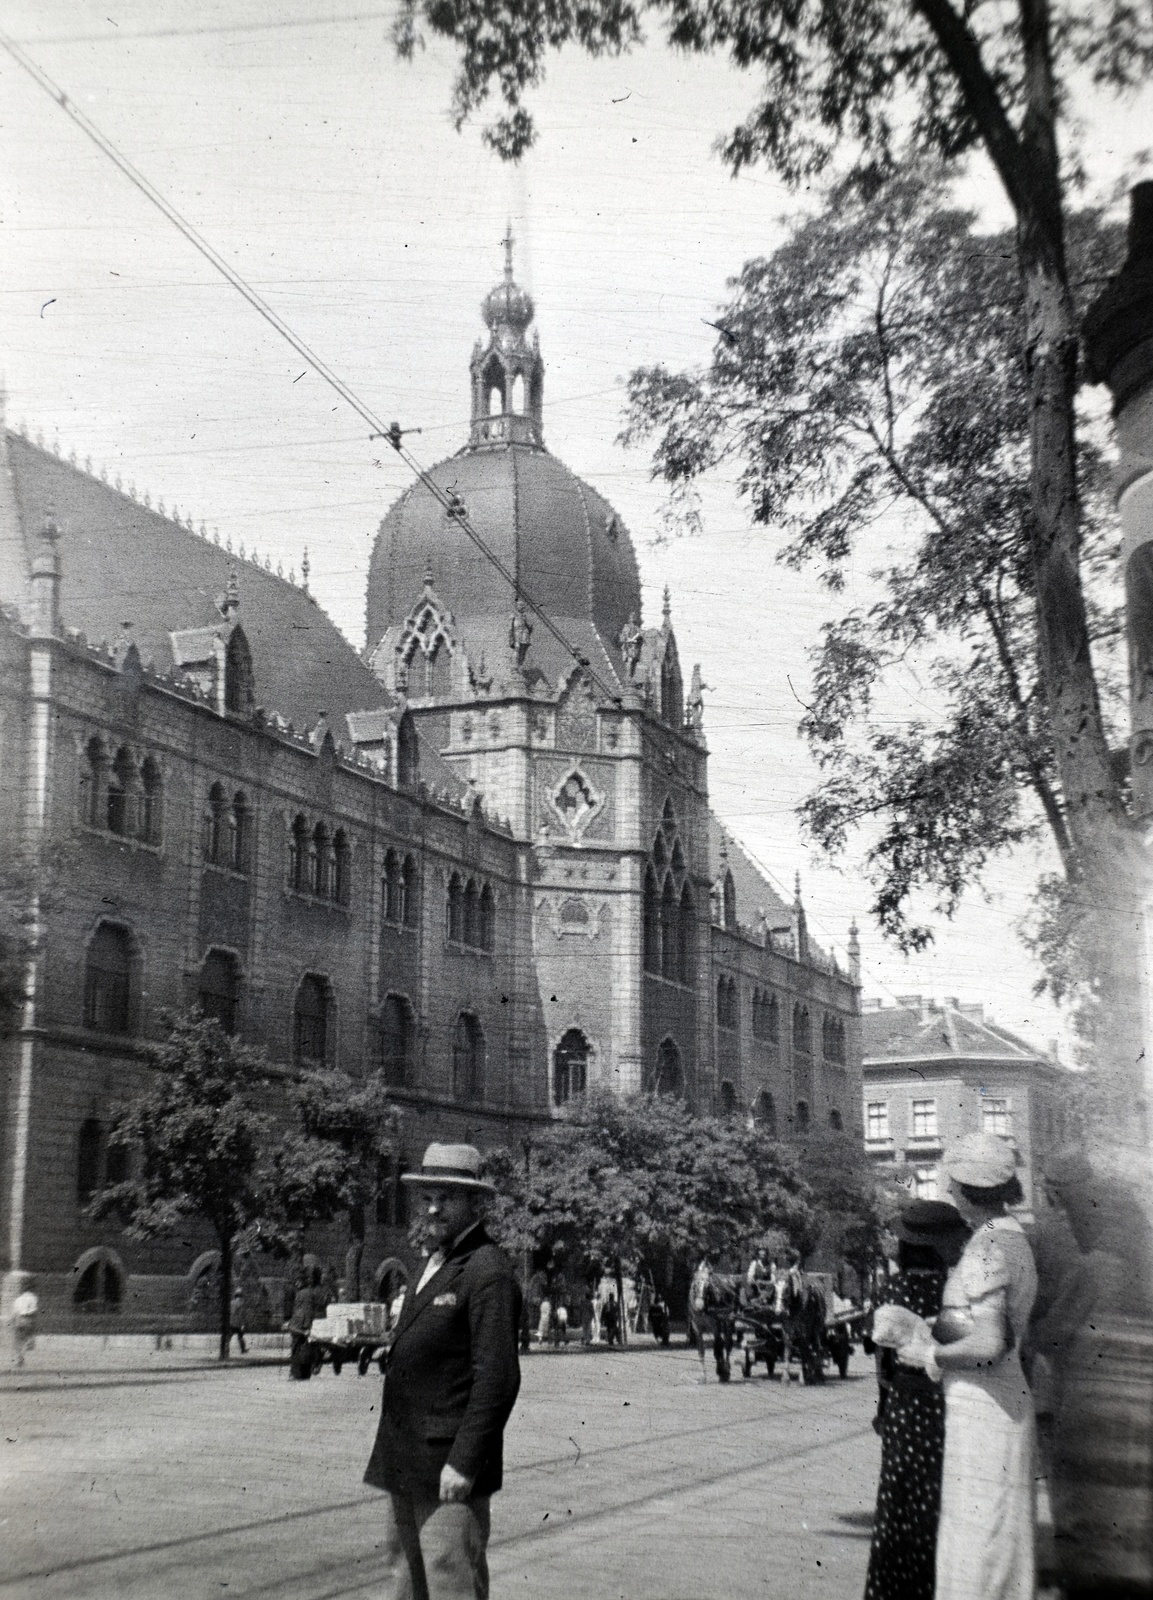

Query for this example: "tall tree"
[397,0,1153,1135]
[621,172,1123,953]
[89,1013,272,1360]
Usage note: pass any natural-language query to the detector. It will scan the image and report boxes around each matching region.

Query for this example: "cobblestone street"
[0,1343,878,1600]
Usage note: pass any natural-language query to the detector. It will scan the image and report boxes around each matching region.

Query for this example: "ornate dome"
[482,278,534,333]
[366,239,642,661]
[365,444,642,659]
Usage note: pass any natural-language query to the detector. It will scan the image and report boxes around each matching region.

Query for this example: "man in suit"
[364,1143,521,1600]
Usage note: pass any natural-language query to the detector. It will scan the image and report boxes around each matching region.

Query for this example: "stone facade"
[0,255,860,1329]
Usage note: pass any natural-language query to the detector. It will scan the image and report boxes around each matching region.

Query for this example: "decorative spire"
[662,586,672,628]
[469,229,545,450]
[220,565,240,619]
[848,918,861,982]
[794,870,802,905]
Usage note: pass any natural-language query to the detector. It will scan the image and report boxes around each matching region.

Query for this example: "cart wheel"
[357,1348,372,1377]
[331,1354,343,1375]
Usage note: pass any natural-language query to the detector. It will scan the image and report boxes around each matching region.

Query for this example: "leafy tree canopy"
[621,169,1125,951]
[89,1012,273,1357]
[484,1090,814,1280]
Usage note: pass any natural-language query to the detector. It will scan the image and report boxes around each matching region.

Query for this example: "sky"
[2,0,1150,1054]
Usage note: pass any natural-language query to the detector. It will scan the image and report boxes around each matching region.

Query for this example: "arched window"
[229,792,249,873]
[199,950,241,1034]
[289,814,308,891]
[480,883,495,951]
[396,713,419,789]
[719,1080,737,1117]
[677,882,694,984]
[310,823,330,898]
[402,855,419,928]
[106,746,134,836]
[652,831,667,871]
[333,830,350,905]
[84,923,133,1034]
[766,994,780,1046]
[829,1109,844,1131]
[73,1252,124,1312]
[717,977,728,1029]
[511,373,525,414]
[793,1005,812,1056]
[754,1091,777,1135]
[823,1016,845,1064]
[383,851,401,923]
[139,758,162,845]
[205,783,227,865]
[77,1118,103,1203]
[722,871,737,932]
[378,994,415,1089]
[224,626,254,716]
[553,1028,590,1107]
[447,874,464,943]
[80,736,104,826]
[294,975,330,1066]
[660,874,677,980]
[104,1139,129,1186]
[643,867,660,975]
[662,797,677,830]
[645,1037,683,1097]
[463,880,480,947]
[452,1013,485,1102]
[795,1099,811,1131]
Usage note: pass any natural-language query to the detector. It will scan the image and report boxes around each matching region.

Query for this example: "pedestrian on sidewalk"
[229,1285,248,1355]
[364,1143,521,1600]
[10,1279,38,1367]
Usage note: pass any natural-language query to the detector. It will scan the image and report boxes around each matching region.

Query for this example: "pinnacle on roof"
[470,228,544,450]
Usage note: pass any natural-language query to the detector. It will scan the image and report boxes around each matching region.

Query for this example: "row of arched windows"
[374,993,416,1087]
[288,816,351,904]
[204,784,250,873]
[76,1117,130,1204]
[383,851,420,928]
[80,739,163,844]
[794,1004,812,1056]
[447,876,495,950]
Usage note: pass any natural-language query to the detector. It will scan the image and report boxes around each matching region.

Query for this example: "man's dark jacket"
[364,1222,521,1498]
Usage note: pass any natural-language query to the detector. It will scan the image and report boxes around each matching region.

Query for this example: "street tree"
[88,1012,272,1360]
[484,1090,814,1327]
[261,1069,401,1296]
[396,0,1153,1135]
[622,171,1123,957]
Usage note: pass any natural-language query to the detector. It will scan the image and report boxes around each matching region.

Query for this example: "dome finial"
[502,221,515,284]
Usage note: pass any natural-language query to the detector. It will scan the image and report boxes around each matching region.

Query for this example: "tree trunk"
[613,1258,627,1347]
[218,1230,233,1362]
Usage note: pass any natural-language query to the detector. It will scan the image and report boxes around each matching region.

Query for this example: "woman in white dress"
[899,1133,1038,1600]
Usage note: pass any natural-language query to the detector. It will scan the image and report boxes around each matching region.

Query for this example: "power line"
[0,27,634,712]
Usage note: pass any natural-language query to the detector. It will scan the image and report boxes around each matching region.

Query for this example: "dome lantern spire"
[469,228,545,450]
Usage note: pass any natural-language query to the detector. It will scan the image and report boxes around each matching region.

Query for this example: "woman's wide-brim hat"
[941,1132,1017,1189]
[400,1142,496,1194]
[892,1198,969,1243]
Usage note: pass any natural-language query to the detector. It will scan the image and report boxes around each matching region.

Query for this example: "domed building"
[353,246,861,1109]
[0,244,861,1331]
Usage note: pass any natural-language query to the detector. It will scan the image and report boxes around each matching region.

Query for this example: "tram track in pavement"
[0,1360,874,1599]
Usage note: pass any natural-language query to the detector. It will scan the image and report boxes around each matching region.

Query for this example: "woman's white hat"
[941,1132,1016,1189]
[400,1142,496,1193]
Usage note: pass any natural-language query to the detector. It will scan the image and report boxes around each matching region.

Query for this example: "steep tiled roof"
[707,813,792,935]
[862,1003,1041,1063]
[1,430,389,734]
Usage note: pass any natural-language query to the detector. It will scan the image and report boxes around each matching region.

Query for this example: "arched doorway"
[553,1029,590,1107]
[645,1037,683,1097]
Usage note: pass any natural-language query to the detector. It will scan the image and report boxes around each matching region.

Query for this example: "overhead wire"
[0,26,633,712]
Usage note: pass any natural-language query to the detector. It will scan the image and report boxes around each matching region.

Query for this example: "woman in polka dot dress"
[864,1199,970,1600]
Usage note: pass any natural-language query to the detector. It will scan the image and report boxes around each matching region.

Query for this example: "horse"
[774,1266,828,1384]
[689,1262,743,1382]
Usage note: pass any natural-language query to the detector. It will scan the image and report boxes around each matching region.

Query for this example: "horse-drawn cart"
[306,1301,392,1376]
[736,1273,866,1382]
